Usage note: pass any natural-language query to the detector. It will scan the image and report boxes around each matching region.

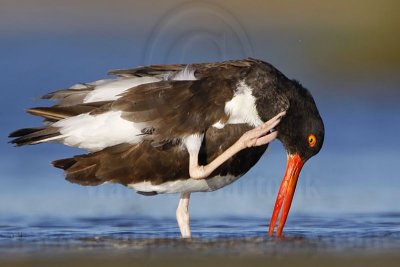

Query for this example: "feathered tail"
[9,126,61,146]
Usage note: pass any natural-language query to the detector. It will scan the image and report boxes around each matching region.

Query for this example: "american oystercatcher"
[9,58,324,238]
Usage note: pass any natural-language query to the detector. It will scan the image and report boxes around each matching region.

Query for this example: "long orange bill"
[268,153,304,237]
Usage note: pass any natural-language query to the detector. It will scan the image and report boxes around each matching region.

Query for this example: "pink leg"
[176,192,191,238]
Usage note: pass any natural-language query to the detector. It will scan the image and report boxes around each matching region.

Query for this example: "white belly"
[128,174,242,194]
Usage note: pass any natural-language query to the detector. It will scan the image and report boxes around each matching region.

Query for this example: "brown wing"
[97,59,266,143]
[113,79,234,142]
[109,64,186,78]
[11,59,259,148]
[108,58,256,79]
[27,59,257,123]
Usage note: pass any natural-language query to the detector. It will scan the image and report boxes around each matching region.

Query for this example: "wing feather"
[11,58,268,150]
[108,79,233,142]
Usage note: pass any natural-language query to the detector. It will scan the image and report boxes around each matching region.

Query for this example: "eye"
[308,134,317,148]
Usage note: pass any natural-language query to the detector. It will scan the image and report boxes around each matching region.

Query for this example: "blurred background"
[1,0,399,220]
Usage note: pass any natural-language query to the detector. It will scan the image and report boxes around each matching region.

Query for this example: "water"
[1,5,400,263]
[1,214,399,256]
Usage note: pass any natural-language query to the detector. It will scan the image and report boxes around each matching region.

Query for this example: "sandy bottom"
[2,252,400,267]
[1,237,400,267]
[2,254,400,267]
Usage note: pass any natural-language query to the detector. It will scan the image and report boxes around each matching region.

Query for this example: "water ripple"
[0,214,399,256]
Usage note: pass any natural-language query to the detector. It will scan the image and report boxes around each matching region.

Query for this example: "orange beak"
[268,153,304,237]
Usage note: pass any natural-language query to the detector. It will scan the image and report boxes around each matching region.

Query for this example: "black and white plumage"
[9,58,324,238]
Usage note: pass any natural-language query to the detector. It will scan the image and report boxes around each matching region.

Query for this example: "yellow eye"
[308,134,317,148]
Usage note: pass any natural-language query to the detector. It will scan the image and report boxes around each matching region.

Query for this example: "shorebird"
[10,58,324,238]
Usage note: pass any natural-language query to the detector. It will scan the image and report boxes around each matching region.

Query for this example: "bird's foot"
[237,111,286,149]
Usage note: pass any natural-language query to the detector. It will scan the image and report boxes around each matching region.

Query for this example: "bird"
[9,58,324,238]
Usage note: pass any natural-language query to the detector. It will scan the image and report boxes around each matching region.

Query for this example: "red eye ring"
[308,134,317,148]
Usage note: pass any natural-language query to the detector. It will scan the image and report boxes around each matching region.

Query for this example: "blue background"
[1,0,399,220]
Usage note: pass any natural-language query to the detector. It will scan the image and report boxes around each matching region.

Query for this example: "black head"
[268,80,325,237]
[277,80,325,162]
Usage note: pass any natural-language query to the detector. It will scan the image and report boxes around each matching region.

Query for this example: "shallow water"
[1,213,399,257]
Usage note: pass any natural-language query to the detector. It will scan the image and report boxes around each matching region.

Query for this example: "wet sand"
[1,236,399,267]
[2,254,400,267]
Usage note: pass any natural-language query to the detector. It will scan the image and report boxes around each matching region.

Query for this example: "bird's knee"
[189,165,207,179]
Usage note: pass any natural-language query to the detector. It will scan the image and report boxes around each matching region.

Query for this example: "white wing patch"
[214,80,263,128]
[54,111,148,152]
[83,77,161,103]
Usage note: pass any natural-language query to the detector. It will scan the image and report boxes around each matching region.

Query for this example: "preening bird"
[9,58,324,238]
